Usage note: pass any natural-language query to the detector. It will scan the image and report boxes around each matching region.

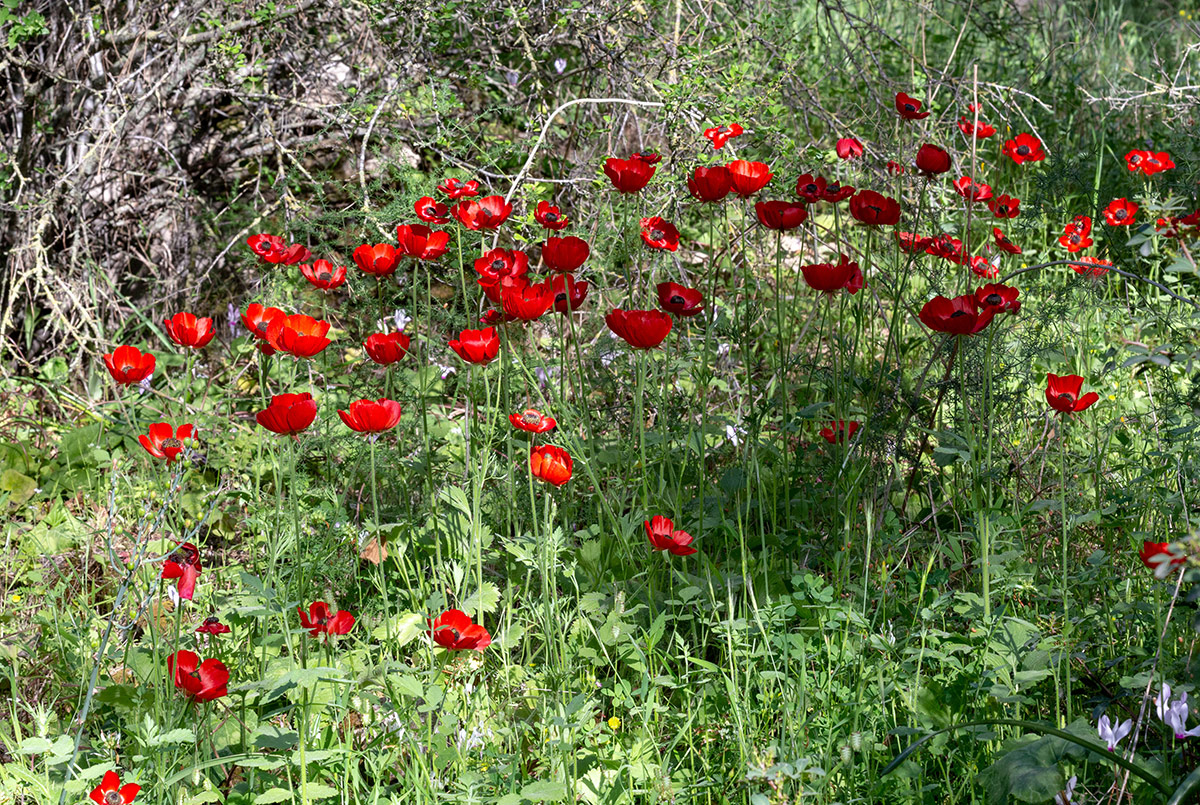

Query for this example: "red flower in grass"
[450,327,500,365]
[429,609,491,651]
[241,304,285,342]
[755,200,808,230]
[603,157,656,194]
[794,173,825,203]
[641,217,681,251]
[168,650,228,701]
[103,345,155,385]
[704,123,744,149]
[266,314,331,359]
[363,332,411,365]
[975,283,1021,314]
[1045,373,1099,414]
[510,409,557,433]
[501,279,554,322]
[438,177,481,199]
[727,160,773,197]
[896,231,936,254]
[298,602,356,638]
[299,260,347,290]
[630,151,663,164]
[606,309,673,349]
[820,420,860,444]
[836,137,864,160]
[914,144,952,177]
[475,248,530,293]
[541,236,590,273]
[966,255,1000,279]
[993,227,1022,254]
[256,393,318,436]
[656,282,704,317]
[1140,541,1185,573]
[396,225,450,261]
[895,92,930,120]
[196,616,230,635]
[957,111,996,139]
[801,254,863,295]
[848,190,901,225]
[478,309,513,326]
[952,176,993,203]
[1002,133,1045,165]
[164,312,215,349]
[453,196,513,230]
[90,770,140,805]
[688,166,733,202]
[987,194,1020,219]
[1072,256,1111,277]
[535,201,570,231]
[820,181,856,205]
[415,196,450,224]
[530,445,573,486]
[1103,198,1138,227]
[918,294,996,335]
[887,160,906,175]
[353,243,399,278]
[645,515,697,556]
[1125,149,1174,175]
[1058,216,1093,253]
[162,542,202,601]
[338,399,402,434]
[925,234,962,262]
[551,274,589,314]
[247,234,310,265]
[139,423,195,464]
[245,233,282,261]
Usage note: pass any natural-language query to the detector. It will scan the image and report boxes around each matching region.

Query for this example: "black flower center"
[544,212,558,221]
[1146,158,1160,168]
[903,103,916,112]
[1069,234,1080,244]
[651,229,665,240]
[522,411,541,424]
[826,183,841,193]
[318,271,332,280]
[254,321,269,334]
[985,294,1002,306]
[670,295,685,305]
[163,437,182,449]
[949,311,967,318]
[1114,209,1127,220]
[491,259,505,270]
[204,616,219,625]
[802,183,817,194]
[555,293,567,303]
[106,791,124,805]
[425,206,438,216]
[1058,392,1074,401]
[1016,145,1030,156]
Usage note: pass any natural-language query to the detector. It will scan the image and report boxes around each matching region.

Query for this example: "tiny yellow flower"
[10,594,21,603]
[1108,394,1116,400]
[608,717,621,730]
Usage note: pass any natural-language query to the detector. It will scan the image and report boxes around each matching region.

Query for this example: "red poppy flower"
[363,331,411,365]
[727,160,773,197]
[820,180,855,203]
[266,314,332,359]
[914,144,952,177]
[1045,373,1099,414]
[539,236,589,274]
[1001,133,1045,165]
[510,409,557,433]
[688,166,733,202]
[298,601,356,637]
[800,254,863,295]
[478,309,513,326]
[551,274,589,314]
[103,345,155,385]
[924,233,962,262]
[396,225,450,261]
[280,243,312,265]
[640,217,681,251]
[353,243,399,278]
[256,392,318,436]
[90,770,140,805]
[887,160,906,175]
[993,227,1022,254]
[894,92,930,120]
[967,255,1000,279]
[195,616,230,635]
[437,177,481,199]
[428,609,491,651]
[755,200,808,230]
[163,312,215,349]
[475,248,530,289]
[139,422,195,464]
[957,115,996,139]
[794,173,826,203]
[820,420,860,444]
[161,542,202,601]
[603,157,656,194]
[1103,198,1138,227]
[452,196,513,230]
[896,232,936,254]
[848,190,901,226]
[1129,150,1175,176]
[299,260,347,290]
[605,309,673,349]
[836,137,864,160]
[987,194,1020,218]
[338,398,402,433]
[918,294,996,335]
[1140,541,1185,572]
[246,234,281,259]
[703,123,744,149]
[645,515,698,555]
[535,200,570,231]
[415,196,451,224]
[952,176,993,203]
[656,282,704,317]
[1071,256,1111,277]
[1058,216,1093,253]
[241,304,285,342]
[975,283,1021,314]
[167,649,229,701]
[450,327,500,365]
[247,234,310,265]
[630,151,663,164]
[501,279,554,322]
[530,444,573,486]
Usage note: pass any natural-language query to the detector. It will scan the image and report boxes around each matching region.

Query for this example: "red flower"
[1103,198,1138,227]
[1045,373,1099,414]
[396,225,450,261]
[967,255,1000,279]
[975,283,1021,314]
[90,771,140,805]
[640,217,681,251]
[475,248,530,288]
[428,608,491,651]
[895,92,930,120]
[887,160,906,175]
[195,616,230,635]
[952,176,993,203]
[755,200,808,230]
[246,234,310,265]
[450,327,500,365]
[256,392,318,436]
[551,274,589,314]
[139,422,195,464]
[727,160,773,197]
[848,189,901,225]
[1002,133,1045,165]
[510,409,557,433]
[241,304,285,342]
[437,177,481,199]
[688,166,733,202]
[896,231,936,254]
[630,151,663,164]
[605,308,673,349]
[530,444,573,486]
[1140,541,1185,572]
[163,312,215,349]
[914,144,952,177]
[363,332,411,365]
[167,649,229,701]
[794,173,825,203]
[338,398,402,433]
[103,345,155,385]
[298,601,356,637]
[820,420,860,444]
[266,314,332,359]
[1058,215,1093,253]
[501,279,554,322]
[1071,256,1111,277]
[987,194,1020,218]
[656,282,704,317]
[993,227,1022,254]
[161,542,202,601]
[541,236,590,273]
[800,254,863,295]
[836,137,864,160]
[535,200,570,231]
[353,243,399,278]
[1125,150,1174,176]
[820,180,855,203]
[644,515,698,555]
[918,294,996,335]
[415,196,450,224]
[478,309,513,326]
[703,123,744,149]
[299,260,347,290]
[452,196,513,230]
[926,233,963,262]
[603,157,656,194]
[957,113,996,139]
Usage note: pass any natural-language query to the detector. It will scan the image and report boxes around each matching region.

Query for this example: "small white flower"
[165,585,181,607]
[554,58,567,74]
[1155,684,1200,739]
[1097,714,1132,751]
[138,374,154,394]
[392,309,412,332]
[724,424,744,447]
[1053,775,1077,805]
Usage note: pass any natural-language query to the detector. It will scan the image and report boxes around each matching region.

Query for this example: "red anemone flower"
[836,137,864,160]
[918,294,996,335]
[1140,541,1185,573]
[887,160,906,175]
[298,602,356,637]
[914,144,952,177]
[437,177,481,199]
[530,444,573,486]
[703,123,744,149]
[256,392,318,436]
[475,248,530,286]
[247,234,310,265]
[1058,216,1093,253]
[542,236,590,273]
[895,92,930,120]
[195,616,230,635]
[896,232,936,254]
[535,201,570,231]
[605,308,673,349]
[266,314,332,359]
[755,200,808,230]
[551,274,589,314]
[241,303,285,342]
[848,190,901,226]
[925,233,962,262]
[993,227,1022,254]
[1045,373,1099,414]
[820,180,855,203]
[967,255,1000,279]
[656,282,704,317]
[428,609,491,651]
[975,283,1021,314]
[501,279,554,322]
[450,327,500,365]
[415,196,450,224]
[452,195,513,230]
[603,157,656,194]
[353,243,399,278]
[139,423,195,464]
[510,409,557,433]
[1125,150,1174,175]
[727,160,773,197]
[688,166,733,202]
[338,398,402,434]
[163,312,215,349]
[167,649,229,701]
[820,420,860,444]
[363,331,411,365]
[1103,198,1138,227]
[800,254,863,295]
[630,151,663,164]
[1071,256,1111,277]
[645,515,698,556]
[396,225,450,261]
[640,217,681,251]
[245,233,284,261]
[161,542,202,601]
[987,194,1020,219]
[90,771,141,805]
[1002,132,1045,165]
[299,260,347,290]
[952,176,993,203]
[957,114,996,139]
[794,174,826,203]
[103,345,155,385]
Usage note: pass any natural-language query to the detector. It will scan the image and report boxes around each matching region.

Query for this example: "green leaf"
[519,780,568,802]
[144,728,195,748]
[253,789,292,805]
[370,612,425,645]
